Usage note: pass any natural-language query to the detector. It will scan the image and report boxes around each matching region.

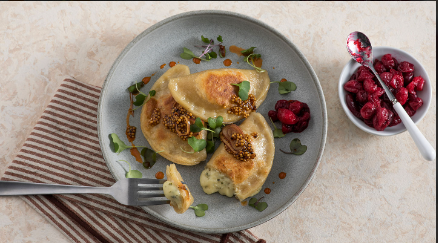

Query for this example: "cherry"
[403,72,414,86]
[412,76,425,91]
[389,74,404,89]
[397,61,414,73]
[289,112,310,133]
[389,68,402,77]
[374,61,387,74]
[356,90,368,104]
[373,107,390,131]
[379,72,393,86]
[288,100,302,115]
[367,87,384,104]
[364,79,378,93]
[268,110,279,122]
[360,102,376,119]
[282,123,293,134]
[404,104,416,117]
[408,97,423,111]
[357,70,374,82]
[381,54,395,70]
[277,108,298,125]
[344,80,363,93]
[395,87,408,105]
[275,100,289,110]
[346,94,362,119]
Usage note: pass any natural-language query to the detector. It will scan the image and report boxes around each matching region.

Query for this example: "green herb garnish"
[271,81,297,94]
[248,197,268,212]
[109,133,145,154]
[189,204,208,217]
[244,53,266,73]
[269,117,285,138]
[231,81,250,101]
[241,47,256,56]
[141,148,162,169]
[206,140,215,153]
[132,82,156,109]
[181,136,207,153]
[217,35,223,42]
[201,35,210,44]
[127,82,144,94]
[180,47,208,61]
[119,160,143,178]
[280,138,307,155]
[207,116,223,129]
[190,117,214,133]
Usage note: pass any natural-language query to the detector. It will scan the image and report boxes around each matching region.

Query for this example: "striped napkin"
[1,79,266,243]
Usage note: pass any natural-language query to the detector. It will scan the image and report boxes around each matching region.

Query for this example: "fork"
[0,178,170,206]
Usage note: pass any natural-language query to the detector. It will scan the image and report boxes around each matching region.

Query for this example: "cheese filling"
[200,168,234,197]
[163,181,183,209]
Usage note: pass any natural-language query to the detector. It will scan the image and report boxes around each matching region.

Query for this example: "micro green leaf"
[201,35,210,44]
[248,197,268,212]
[182,137,206,153]
[141,148,159,169]
[241,47,256,56]
[209,51,217,58]
[271,81,297,94]
[231,81,250,101]
[120,160,143,178]
[208,117,217,129]
[190,117,214,133]
[149,90,156,96]
[244,53,265,72]
[216,116,223,127]
[213,127,221,138]
[180,47,208,61]
[190,124,202,133]
[180,52,194,60]
[183,47,195,56]
[269,118,285,138]
[280,138,307,155]
[217,35,223,42]
[127,82,144,94]
[190,204,208,217]
[133,94,146,106]
[110,133,145,153]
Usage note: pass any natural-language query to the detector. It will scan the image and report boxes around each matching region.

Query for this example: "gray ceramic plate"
[98,10,327,234]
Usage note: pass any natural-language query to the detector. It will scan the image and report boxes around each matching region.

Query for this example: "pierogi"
[163,164,194,214]
[168,69,270,123]
[140,65,207,165]
[200,112,275,201]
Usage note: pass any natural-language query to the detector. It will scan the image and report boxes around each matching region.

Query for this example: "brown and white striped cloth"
[1,79,266,243]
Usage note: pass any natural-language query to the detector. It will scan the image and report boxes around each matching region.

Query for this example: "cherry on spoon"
[346,31,435,161]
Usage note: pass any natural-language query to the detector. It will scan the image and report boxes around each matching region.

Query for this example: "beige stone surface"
[0,2,435,242]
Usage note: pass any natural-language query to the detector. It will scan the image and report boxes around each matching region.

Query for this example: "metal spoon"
[346,31,435,161]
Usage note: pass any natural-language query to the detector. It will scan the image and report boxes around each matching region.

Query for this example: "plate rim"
[97,10,328,234]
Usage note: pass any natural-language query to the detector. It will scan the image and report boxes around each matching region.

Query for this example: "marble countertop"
[0,2,436,242]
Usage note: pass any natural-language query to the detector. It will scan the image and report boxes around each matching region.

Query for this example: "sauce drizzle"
[279,172,287,179]
[169,61,176,67]
[223,59,232,67]
[193,58,201,64]
[229,45,245,56]
[280,78,287,82]
[142,76,151,84]
[160,64,166,69]
[130,146,143,163]
[241,201,248,206]
[155,171,164,179]
[264,188,271,194]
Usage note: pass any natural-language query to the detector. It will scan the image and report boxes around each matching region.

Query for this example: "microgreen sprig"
[205,116,223,153]
[132,83,156,110]
[231,81,250,101]
[270,80,297,94]
[189,204,208,217]
[119,160,143,178]
[180,47,209,61]
[109,133,146,154]
[244,53,266,73]
[141,148,163,169]
[248,197,268,212]
[280,138,307,155]
[127,82,144,94]
[190,117,215,133]
[181,136,207,153]
[269,117,285,138]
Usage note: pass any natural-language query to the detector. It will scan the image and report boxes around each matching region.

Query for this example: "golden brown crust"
[166,164,194,214]
[140,65,207,166]
[203,71,243,107]
[212,153,255,184]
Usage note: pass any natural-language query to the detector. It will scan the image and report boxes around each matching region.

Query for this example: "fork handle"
[0,181,111,196]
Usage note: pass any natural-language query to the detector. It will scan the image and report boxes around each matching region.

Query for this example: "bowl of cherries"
[338,46,432,136]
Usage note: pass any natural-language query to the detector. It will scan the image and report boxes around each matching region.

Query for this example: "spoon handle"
[392,103,436,161]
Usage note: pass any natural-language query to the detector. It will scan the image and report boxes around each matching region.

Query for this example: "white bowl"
[338,46,432,136]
